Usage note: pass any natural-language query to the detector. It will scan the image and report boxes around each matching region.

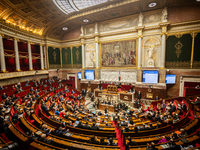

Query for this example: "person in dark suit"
[193,99,200,106]
[99,137,107,145]
[91,123,99,130]
[55,127,69,136]
[77,121,83,128]
[164,140,181,150]
[39,134,52,144]
[2,93,7,100]
[135,99,141,108]
[83,122,90,130]
[170,104,176,113]
[89,135,99,144]
[137,91,141,100]
[146,142,158,150]
[126,136,137,150]
[121,121,127,126]
[155,96,159,100]
[107,137,117,146]
[82,89,86,97]
[105,107,108,114]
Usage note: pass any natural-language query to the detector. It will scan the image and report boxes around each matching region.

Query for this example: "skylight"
[53,0,109,15]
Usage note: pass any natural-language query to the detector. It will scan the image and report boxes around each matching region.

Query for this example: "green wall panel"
[193,33,200,68]
[165,34,192,69]
[72,46,82,68]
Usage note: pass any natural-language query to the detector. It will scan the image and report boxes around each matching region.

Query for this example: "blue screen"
[85,70,94,80]
[165,74,176,84]
[143,70,158,84]
[78,72,81,79]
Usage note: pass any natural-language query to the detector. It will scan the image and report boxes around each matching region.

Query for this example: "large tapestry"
[165,34,192,69]
[193,33,200,69]
[101,40,136,67]
[62,47,71,68]
[48,46,61,69]
[72,46,82,68]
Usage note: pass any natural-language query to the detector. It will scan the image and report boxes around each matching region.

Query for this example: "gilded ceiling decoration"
[0,0,199,40]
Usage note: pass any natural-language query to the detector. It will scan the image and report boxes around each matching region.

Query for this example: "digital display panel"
[78,72,81,79]
[165,74,176,84]
[85,70,94,80]
[143,70,158,84]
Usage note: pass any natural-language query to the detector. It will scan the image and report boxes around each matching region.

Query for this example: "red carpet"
[112,121,125,150]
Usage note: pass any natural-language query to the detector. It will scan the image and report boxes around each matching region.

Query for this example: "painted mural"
[101,40,136,67]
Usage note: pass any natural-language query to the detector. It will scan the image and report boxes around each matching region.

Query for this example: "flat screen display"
[165,74,176,84]
[143,70,158,84]
[85,70,94,80]
[78,72,81,79]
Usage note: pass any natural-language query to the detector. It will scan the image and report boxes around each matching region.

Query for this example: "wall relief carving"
[99,16,138,32]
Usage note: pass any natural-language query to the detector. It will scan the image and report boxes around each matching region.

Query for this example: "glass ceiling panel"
[53,0,109,15]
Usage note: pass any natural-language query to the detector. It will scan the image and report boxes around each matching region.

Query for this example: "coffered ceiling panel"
[0,0,200,40]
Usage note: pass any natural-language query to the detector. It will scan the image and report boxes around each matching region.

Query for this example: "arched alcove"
[142,36,161,67]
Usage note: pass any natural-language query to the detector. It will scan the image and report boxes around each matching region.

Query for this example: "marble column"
[0,34,6,72]
[136,27,144,69]
[137,36,142,68]
[27,41,33,70]
[160,33,166,68]
[81,39,85,69]
[159,23,169,69]
[95,36,100,68]
[44,45,47,69]
[40,44,44,70]
[14,38,20,71]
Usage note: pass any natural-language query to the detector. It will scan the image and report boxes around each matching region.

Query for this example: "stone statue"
[162,7,167,22]
[90,51,94,62]
[138,12,143,26]
[147,45,155,59]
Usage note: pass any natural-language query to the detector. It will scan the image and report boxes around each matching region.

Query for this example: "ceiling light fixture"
[196,0,200,2]
[148,2,157,7]
[62,27,68,30]
[83,19,89,23]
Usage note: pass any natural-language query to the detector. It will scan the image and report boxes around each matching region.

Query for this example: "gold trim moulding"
[29,69,34,71]
[15,69,21,72]
[99,37,137,44]
[1,70,7,73]
[100,67,137,69]
[159,67,166,70]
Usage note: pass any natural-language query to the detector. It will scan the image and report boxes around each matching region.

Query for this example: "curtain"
[3,38,14,50]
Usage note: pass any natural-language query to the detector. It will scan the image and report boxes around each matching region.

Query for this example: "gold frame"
[100,37,137,69]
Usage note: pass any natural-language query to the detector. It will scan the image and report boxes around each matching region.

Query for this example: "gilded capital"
[27,41,31,44]
[14,38,19,41]
[81,39,85,45]
[95,36,99,43]
[161,32,167,36]
[0,33,4,37]
[137,35,143,38]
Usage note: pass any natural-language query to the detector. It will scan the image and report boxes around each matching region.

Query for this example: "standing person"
[137,91,141,100]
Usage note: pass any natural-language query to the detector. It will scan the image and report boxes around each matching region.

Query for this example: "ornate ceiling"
[0,0,200,40]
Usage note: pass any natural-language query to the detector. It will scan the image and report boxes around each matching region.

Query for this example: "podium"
[107,85,118,92]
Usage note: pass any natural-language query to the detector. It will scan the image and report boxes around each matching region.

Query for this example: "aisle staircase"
[112,121,125,150]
